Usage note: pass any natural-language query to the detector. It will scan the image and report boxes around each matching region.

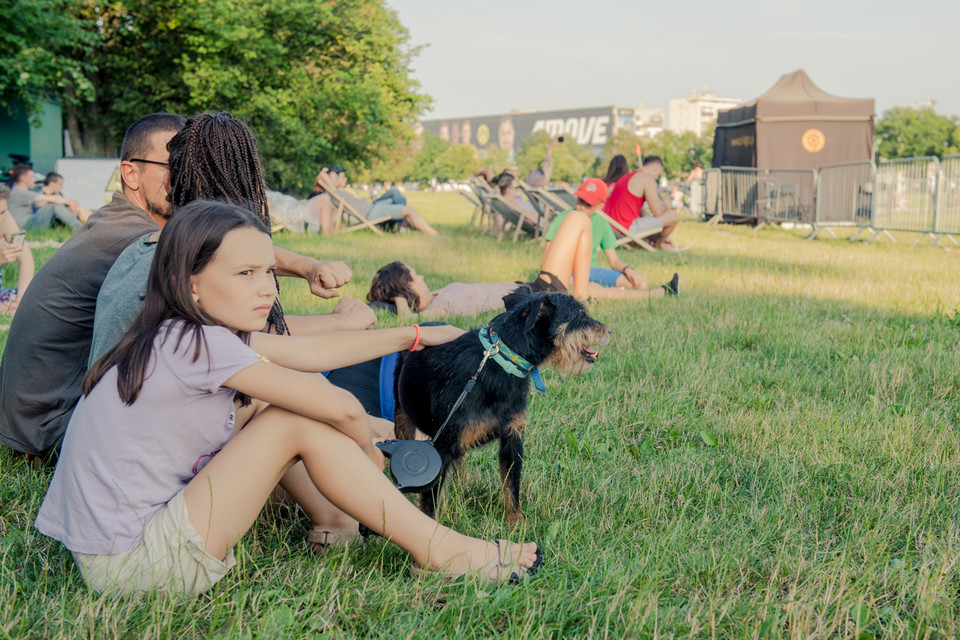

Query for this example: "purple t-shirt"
[36,322,262,555]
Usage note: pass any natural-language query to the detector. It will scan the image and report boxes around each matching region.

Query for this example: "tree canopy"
[0,0,97,122]
[2,0,429,194]
[876,107,960,160]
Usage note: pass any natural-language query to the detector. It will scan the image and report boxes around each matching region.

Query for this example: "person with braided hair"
[89,112,376,362]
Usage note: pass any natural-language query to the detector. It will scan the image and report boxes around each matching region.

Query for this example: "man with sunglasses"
[0,114,188,462]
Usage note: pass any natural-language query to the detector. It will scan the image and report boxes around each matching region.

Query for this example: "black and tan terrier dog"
[393,287,610,523]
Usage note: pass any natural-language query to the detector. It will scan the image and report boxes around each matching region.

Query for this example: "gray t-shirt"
[0,192,160,456]
[8,186,38,227]
[35,322,261,555]
[89,234,157,365]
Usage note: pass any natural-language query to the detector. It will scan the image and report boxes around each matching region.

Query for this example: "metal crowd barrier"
[703,168,722,221]
[765,169,816,224]
[811,161,874,239]
[719,167,765,223]
[870,156,939,242]
[934,154,960,244]
[702,158,960,246]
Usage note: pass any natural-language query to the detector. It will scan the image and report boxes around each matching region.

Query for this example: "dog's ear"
[520,293,556,334]
[503,284,534,310]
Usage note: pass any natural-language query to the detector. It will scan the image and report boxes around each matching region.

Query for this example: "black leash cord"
[431,343,498,442]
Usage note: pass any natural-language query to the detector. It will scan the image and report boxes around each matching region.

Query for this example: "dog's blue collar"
[478,325,546,393]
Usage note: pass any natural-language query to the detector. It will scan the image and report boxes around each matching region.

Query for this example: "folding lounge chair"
[596,211,656,251]
[547,186,578,208]
[518,182,556,233]
[488,194,544,243]
[468,178,498,230]
[528,186,571,217]
[459,188,482,223]
[536,186,655,251]
[316,174,391,235]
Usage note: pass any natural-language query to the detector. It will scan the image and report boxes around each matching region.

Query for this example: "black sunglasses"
[129,158,168,168]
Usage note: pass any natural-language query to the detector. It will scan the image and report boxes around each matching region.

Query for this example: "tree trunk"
[63,85,115,157]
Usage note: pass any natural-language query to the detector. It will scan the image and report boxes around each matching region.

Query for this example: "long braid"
[168,112,288,335]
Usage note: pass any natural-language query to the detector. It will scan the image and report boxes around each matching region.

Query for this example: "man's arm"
[628,173,668,217]
[283,296,377,334]
[540,138,558,185]
[33,193,73,207]
[273,246,351,299]
[602,248,645,289]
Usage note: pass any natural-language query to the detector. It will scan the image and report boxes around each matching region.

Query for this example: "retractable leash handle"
[376,342,499,494]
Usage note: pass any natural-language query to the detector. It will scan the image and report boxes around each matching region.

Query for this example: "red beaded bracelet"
[410,324,421,351]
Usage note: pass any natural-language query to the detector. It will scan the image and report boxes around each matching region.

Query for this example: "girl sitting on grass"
[35,200,542,594]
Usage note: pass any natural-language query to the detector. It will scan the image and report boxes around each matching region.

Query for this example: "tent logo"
[802,128,826,153]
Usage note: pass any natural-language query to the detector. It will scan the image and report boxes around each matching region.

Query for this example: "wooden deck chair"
[268,212,287,234]
[596,211,656,251]
[547,186,578,208]
[518,182,557,238]
[468,178,497,230]
[528,186,572,217]
[537,186,655,251]
[488,194,544,243]
[459,188,482,222]
[315,173,391,235]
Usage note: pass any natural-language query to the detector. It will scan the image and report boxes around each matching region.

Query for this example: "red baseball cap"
[574,178,608,206]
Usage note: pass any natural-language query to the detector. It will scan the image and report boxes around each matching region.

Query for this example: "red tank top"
[605,170,646,229]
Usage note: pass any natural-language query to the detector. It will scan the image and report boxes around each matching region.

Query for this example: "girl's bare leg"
[183,406,539,578]
[540,213,592,298]
[276,416,395,538]
[306,195,336,235]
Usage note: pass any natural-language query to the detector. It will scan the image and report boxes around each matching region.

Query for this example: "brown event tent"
[713,69,874,170]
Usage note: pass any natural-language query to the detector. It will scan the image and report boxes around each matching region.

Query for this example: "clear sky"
[386,0,958,122]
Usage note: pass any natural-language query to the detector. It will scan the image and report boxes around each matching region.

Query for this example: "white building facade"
[667,92,742,136]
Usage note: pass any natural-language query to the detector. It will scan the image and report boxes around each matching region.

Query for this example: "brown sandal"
[307,528,364,552]
[410,539,544,585]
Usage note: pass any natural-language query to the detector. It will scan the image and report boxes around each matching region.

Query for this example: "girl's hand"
[0,239,23,265]
[393,296,414,318]
[414,324,465,349]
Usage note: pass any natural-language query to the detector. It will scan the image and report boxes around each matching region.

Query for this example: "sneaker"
[662,273,680,297]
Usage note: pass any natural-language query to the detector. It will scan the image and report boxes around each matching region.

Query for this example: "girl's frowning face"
[189,227,277,332]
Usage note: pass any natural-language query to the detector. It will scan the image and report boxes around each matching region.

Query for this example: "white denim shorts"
[72,491,235,594]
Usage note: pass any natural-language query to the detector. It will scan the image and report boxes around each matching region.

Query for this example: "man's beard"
[146,198,172,221]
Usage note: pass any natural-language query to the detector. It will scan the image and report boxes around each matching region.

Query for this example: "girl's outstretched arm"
[250,324,463,372]
[224,362,382,465]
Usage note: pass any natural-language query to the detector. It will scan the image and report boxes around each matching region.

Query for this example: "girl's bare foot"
[415,537,543,584]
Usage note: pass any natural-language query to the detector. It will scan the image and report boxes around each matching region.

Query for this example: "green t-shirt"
[544,209,618,268]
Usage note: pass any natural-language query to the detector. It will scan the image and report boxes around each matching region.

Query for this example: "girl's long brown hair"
[82,201,270,405]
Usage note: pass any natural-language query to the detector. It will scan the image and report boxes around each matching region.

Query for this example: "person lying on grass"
[35,200,543,594]
[367,261,522,319]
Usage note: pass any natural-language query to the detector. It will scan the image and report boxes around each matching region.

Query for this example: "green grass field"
[2,191,959,638]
